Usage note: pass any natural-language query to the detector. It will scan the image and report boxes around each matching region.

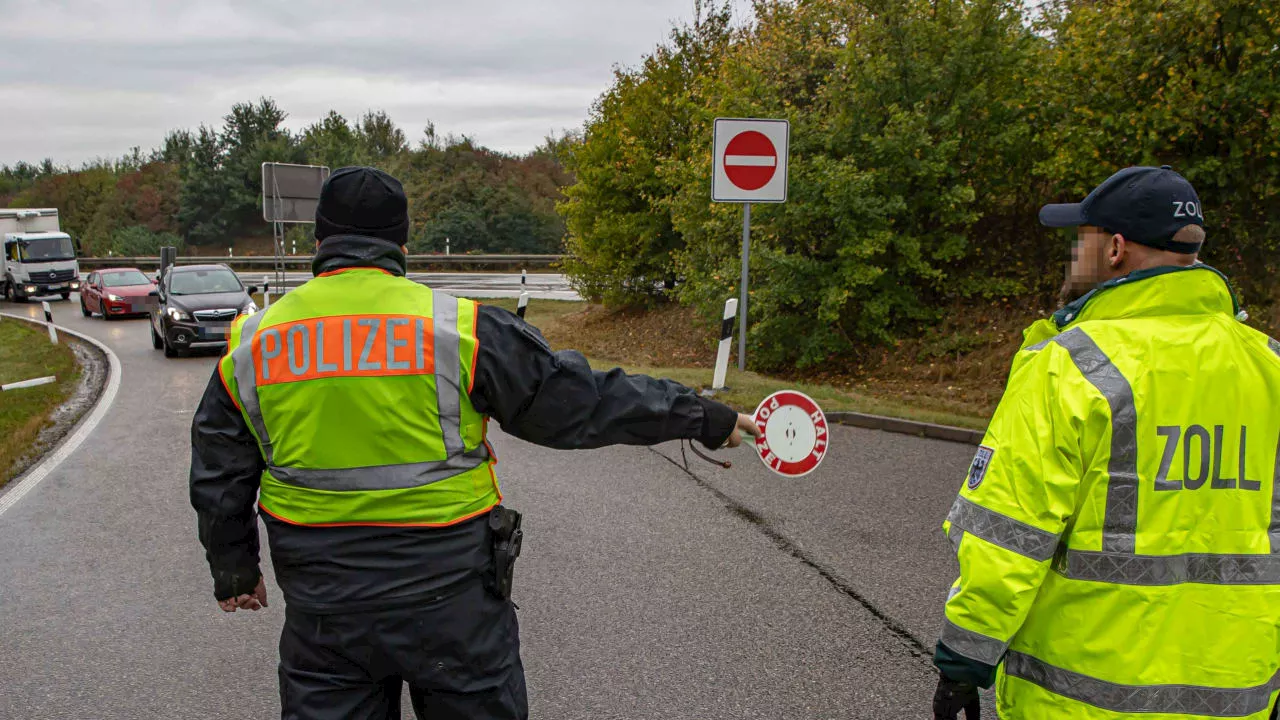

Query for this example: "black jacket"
[189,236,739,612]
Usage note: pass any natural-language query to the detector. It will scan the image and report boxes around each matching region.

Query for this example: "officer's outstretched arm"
[934,343,1090,687]
[469,304,738,450]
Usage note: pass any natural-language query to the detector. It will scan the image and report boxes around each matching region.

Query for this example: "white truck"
[2,208,81,302]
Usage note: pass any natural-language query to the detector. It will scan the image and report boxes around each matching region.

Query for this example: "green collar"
[1052,263,1241,329]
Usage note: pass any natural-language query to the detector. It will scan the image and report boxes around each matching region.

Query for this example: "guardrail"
[78,254,564,270]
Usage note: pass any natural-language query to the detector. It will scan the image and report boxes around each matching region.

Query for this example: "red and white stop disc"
[752,391,829,477]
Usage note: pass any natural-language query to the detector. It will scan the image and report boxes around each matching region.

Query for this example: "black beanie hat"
[314,166,409,245]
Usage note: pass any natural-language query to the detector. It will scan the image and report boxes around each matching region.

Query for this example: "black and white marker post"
[41,301,57,344]
[517,270,529,319]
[712,298,738,391]
[711,118,790,372]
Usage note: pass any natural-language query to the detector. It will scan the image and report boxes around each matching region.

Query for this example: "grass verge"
[0,318,81,485]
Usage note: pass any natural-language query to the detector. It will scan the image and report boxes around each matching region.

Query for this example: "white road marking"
[0,313,122,519]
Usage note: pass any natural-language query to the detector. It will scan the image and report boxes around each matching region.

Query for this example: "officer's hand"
[218,576,269,613]
[933,675,980,720]
[722,413,762,449]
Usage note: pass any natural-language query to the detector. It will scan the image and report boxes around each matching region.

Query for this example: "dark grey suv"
[148,264,258,357]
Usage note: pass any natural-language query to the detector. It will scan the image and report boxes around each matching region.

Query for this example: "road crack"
[650,446,933,664]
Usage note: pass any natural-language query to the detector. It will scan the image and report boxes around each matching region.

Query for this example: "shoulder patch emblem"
[967,445,995,490]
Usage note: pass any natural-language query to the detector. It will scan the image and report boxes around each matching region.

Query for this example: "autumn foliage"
[561,0,1280,369]
[0,101,573,259]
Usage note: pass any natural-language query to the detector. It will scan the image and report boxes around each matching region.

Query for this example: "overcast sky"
[0,0,745,167]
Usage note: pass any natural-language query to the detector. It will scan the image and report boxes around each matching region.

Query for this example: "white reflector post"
[517,292,529,319]
[41,301,57,344]
[712,298,738,390]
[2,376,56,391]
[262,274,271,308]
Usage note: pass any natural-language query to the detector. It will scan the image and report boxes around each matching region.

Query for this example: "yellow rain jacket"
[938,264,1280,719]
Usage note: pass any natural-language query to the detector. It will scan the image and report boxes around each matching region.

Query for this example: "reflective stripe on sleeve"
[1268,336,1280,359]
[1272,430,1280,553]
[939,619,1008,666]
[1054,328,1139,554]
[1005,651,1280,716]
[1055,549,1280,586]
[946,496,1060,562]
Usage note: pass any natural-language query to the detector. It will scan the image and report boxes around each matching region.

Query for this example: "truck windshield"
[19,237,75,262]
[102,270,151,287]
[170,269,242,296]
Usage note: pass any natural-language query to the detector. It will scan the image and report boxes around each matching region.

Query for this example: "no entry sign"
[712,118,789,203]
[752,391,828,477]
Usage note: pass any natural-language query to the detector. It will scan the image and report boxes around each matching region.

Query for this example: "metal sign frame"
[710,118,790,371]
[262,162,329,294]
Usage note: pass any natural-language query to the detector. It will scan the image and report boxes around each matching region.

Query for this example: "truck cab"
[1,209,81,302]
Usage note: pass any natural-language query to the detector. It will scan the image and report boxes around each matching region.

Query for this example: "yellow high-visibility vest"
[942,265,1280,719]
[219,267,500,527]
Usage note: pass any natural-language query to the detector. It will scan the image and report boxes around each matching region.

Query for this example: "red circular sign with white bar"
[723,130,778,191]
[753,391,828,477]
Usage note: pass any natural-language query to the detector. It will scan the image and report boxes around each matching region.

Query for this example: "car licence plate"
[199,325,231,339]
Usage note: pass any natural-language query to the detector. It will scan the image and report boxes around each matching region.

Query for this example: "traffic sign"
[752,391,828,477]
[712,118,789,203]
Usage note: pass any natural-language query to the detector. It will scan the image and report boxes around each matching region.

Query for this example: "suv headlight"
[242,301,259,315]
[167,307,191,321]
[107,294,124,302]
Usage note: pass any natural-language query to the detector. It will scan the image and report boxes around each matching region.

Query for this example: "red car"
[80,268,155,319]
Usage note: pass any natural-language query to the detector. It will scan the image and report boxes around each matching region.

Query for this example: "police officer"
[931,166,1280,719]
[190,167,760,720]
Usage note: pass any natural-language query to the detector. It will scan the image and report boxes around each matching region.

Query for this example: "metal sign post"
[711,118,790,372]
[739,204,750,371]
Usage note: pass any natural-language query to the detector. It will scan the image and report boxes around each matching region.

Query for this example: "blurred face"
[1062,225,1118,303]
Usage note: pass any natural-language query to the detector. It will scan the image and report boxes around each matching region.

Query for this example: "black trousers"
[278,581,527,720]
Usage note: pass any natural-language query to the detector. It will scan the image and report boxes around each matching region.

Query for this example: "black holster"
[488,506,523,601]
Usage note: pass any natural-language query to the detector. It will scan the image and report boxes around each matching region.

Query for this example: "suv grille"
[193,308,239,322]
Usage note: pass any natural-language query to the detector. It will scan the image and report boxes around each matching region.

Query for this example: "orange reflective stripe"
[217,362,241,410]
[257,498,500,528]
[254,314,435,386]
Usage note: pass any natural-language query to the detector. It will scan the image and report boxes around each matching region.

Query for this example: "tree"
[559,1,735,304]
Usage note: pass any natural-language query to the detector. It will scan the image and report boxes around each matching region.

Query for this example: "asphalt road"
[0,294,981,719]
[238,271,579,300]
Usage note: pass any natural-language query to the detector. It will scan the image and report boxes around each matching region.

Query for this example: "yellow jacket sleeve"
[938,340,1091,668]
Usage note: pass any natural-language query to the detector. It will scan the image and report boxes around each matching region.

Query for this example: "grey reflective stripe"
[1268,336,1280,358]
[946,496,1060,562]
[947,523,965,553]
[268,445,490,491]
[433,292,464,457]
[939,619,1007,666]
[232,311,273,464]
[1026,338,1052,352]
[1272,430,1280,553]
[1055,549,1280,586]
[1054,328,1139,553]
[1005,651,1280,716]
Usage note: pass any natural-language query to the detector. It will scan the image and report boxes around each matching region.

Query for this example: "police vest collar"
[312,234,408,278]
[1053,263,1240,329]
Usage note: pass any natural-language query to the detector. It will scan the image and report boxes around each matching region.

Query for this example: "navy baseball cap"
[1039,166,1205,253]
